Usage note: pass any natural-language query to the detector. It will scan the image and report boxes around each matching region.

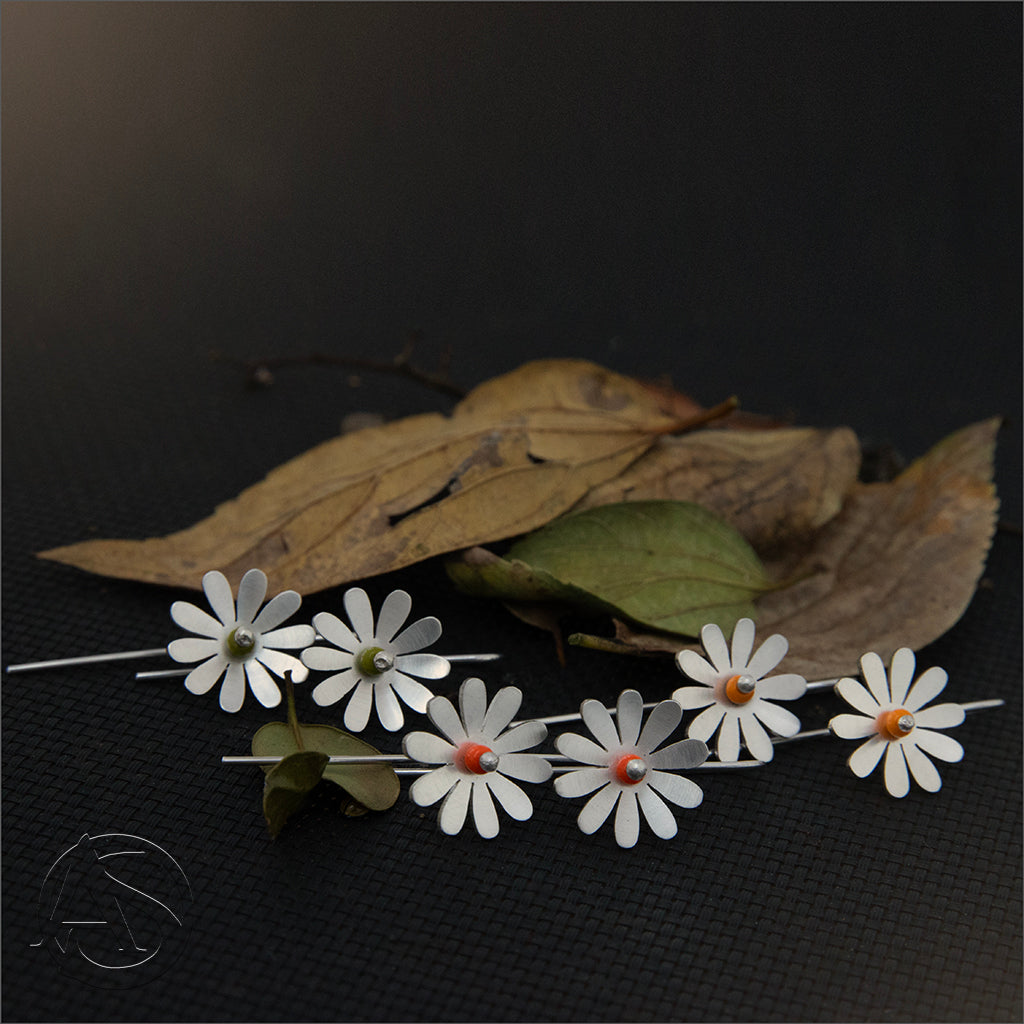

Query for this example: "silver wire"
[6,647,168,673]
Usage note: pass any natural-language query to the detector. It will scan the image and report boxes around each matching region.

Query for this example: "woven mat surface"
[3,6,1020,1021]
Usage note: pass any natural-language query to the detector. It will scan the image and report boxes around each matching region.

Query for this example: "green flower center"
[225,625,257,660]
[356,646,394,676]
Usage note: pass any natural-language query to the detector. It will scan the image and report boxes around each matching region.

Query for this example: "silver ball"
[897,713,916,733]
[624,757,648,782]
[233,627,255,650]
[478,751,500,773]
[372,650,395,673]
[735,674,756,694]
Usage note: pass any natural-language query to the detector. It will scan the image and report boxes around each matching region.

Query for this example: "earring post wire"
[5,647,168,674]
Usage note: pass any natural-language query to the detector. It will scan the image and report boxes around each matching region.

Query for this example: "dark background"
[2,4,1020,1021]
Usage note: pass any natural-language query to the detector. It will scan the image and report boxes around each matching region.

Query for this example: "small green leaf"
[262,750,330,839]
[252,721,400,812]
[506,500,774,637]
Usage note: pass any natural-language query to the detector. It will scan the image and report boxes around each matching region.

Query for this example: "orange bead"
[613,754,647,785]
[725,673,756,705]
[878,708,915,740]
[457,743,496,775]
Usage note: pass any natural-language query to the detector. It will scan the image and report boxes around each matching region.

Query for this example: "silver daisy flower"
[168,568,315,713]
[302,588,450,731]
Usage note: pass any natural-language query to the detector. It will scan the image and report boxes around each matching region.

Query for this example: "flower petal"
[235,569,269,625]
[491,721,547,755]
[829,713,877,740]
[313,611,359,653]
[486,773,533,821]
[170,601,224,639]
[394,653,450,680]
[388,673,435,714]
[671,685,716,711]
[403,731,455,764]
[471,782,500,838]
[616,689,644,749]
[554,768,609,798]
[751,700,802,739]
[311,669,359,707]
[848,735,886,778]
[884,742,910,798]
[860,652,891,707]
[716,712,741,762]
[426,694,468,745]
[260,624,316,650]
[183,655,228,695]
[687,704,726,743]
[375,683,404,732]
[256,647,307,681]
[700,623,731,674]
[556,732,611,766]
[756,673,807,701]
[614,791,641,848]
[480,685,522,738]
[343,679,375,732]
[746,633,788,680]
[202,571,235,627]
[647,770,703,809]
[302,646,353,672]
[888,647,916,706]
[730,617,756,670]
[836,677,881,716]
[913,703,966,730]
[375,589,412,644]
[438,780,471,835]
[647,738,708,771]
[219,661,247,713]
[577,784,619,834]
[581,698,622,752]
[168,637,220,664]
[343,588,375,643]
[496,753,552,783]
[676,649,719,685]
[913,729,964,763]
[637,785,677,840]
[244,659,282,709]
[636,699,682,755]
[409,765,458,807]
[904,742,942,792]
[459,678,488,735]
[905,665,949,712]
[739,714,774,762]
[391,616,442,655]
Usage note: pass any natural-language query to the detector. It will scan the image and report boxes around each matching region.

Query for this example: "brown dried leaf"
[39,360,693,593]
[604,418,1001,680]
[574,426,861,550]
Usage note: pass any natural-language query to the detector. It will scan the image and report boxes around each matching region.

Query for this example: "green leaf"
[262,751,330,839]
[252,721,400,813]
[505,500,774,637]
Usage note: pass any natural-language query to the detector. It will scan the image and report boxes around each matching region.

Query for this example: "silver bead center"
[735,674,756,694]
[372,650,395,673]
[233,627,255,650]
[478,751,500,773]
[624,757,648,782]
[897,712,916,733]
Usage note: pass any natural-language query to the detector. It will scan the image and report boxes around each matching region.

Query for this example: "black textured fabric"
[3,6,1020,1022]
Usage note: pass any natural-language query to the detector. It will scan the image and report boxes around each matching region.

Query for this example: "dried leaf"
[575,426,860,550]
[606,419,1001,679]
[40,360,698,593]
[450,501,774,638]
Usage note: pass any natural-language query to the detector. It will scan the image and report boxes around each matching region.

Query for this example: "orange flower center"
[725,673,756,704]
[613,754,648,786]
[878,708,916,740]
[456,743,499,775]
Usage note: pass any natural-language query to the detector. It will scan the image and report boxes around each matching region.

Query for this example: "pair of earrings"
[8,568,500,731]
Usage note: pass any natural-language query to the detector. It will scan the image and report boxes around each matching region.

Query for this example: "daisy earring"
[674,619,807,762]
[4,567,316,715]
[403,678,553,837]
[301,588,501,732]
[552,689,713,848]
